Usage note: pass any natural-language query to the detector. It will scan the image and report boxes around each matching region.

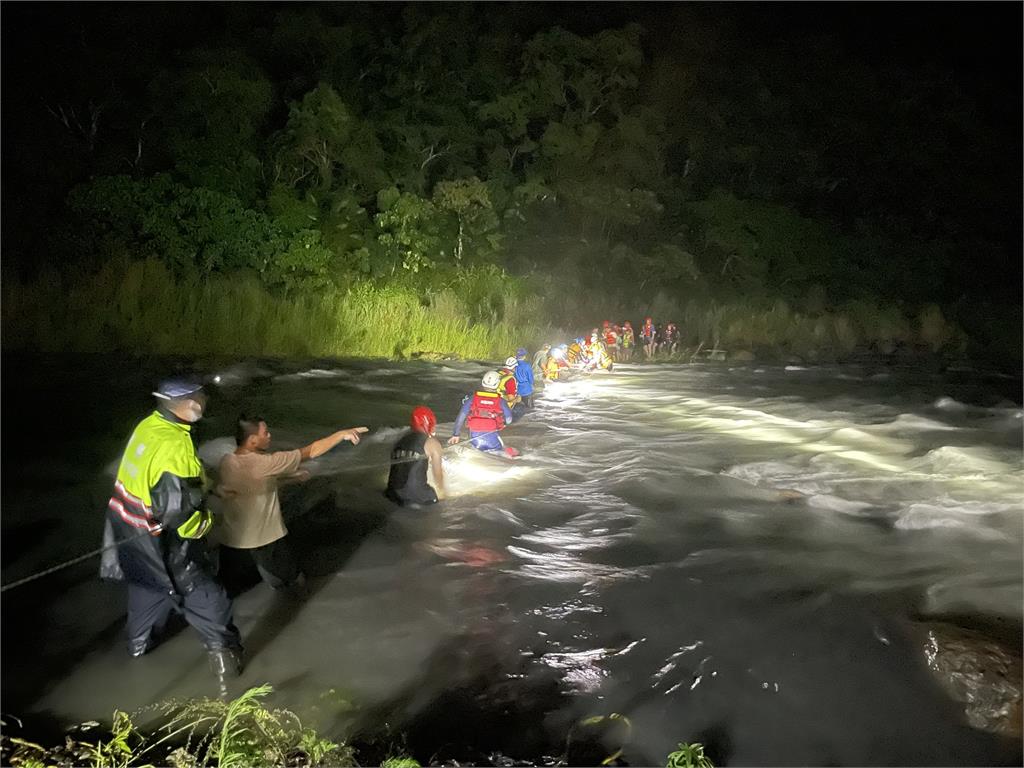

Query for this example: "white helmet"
[482,370,502,390]
[504,356,518,368]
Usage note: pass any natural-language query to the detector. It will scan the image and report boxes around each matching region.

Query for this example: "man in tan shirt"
[216,415,367,593]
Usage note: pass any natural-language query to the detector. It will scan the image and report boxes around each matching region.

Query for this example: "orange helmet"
[411,405,436,434]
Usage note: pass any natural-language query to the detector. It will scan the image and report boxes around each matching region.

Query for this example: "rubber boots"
[208,645,244,697]
[128,634,153,658]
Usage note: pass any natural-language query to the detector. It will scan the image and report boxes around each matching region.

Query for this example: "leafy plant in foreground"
[666,741,715,768]
[380,757,422,768]
[0,686,352,768]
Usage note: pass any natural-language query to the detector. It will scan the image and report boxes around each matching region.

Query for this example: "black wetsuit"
[385,430,438,506]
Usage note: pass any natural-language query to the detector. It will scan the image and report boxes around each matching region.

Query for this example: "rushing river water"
[2,354,1021,765]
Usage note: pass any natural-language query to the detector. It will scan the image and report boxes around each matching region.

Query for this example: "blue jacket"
[513,359,535,396]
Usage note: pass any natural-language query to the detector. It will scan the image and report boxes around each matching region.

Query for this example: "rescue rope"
[0,370,619,594]
[324,424,507,474]
[0,421,520,593]
[0,525,163,594]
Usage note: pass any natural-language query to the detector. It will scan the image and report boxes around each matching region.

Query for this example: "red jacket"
[467,391,507,432]
[499,369,518,399]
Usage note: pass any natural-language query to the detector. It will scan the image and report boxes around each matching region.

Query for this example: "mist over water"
[2,356,1021,765]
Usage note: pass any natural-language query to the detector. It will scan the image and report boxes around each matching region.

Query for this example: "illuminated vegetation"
[1,685,710,768]
[2,4,1018,365]
[0,685,354,768]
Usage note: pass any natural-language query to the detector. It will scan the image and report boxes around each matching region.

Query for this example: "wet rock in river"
[915,620,1022,739]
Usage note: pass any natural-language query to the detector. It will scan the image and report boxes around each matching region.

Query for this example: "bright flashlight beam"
[633,394,926,475]
[443,452,533,495]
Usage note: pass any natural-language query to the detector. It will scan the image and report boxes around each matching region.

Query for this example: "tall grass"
[2,258,553,360]
[670,297,967,361]
[2,259,972,362]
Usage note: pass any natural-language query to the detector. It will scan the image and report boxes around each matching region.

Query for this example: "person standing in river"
[100,378,244,689]
[215,415,367,595]
[385,405,446,507]
[513,347,535,409]
[449,371,518,456]
[532,344,551,375]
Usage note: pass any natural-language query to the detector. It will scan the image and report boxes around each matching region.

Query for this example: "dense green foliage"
[2,4,1019,364]
[1,685,706,768]
[0,685,354,768]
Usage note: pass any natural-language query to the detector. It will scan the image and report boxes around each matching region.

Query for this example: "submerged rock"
[915,620,1022,738]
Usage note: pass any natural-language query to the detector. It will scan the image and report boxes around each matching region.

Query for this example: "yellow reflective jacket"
[101,410,215,592]
[110,411,211,538]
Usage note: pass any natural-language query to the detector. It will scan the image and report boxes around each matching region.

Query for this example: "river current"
[2,355,1021,765]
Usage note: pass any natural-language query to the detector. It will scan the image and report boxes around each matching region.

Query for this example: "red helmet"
[411,405,436,434]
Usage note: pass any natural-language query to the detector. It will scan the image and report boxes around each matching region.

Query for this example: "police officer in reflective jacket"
[100,378,242,689]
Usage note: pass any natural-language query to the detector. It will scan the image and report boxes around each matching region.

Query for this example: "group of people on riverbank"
[534,319,683,374]
[626,318,681,359]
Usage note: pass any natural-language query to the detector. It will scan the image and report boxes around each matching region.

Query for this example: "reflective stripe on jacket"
[100,410,215,593]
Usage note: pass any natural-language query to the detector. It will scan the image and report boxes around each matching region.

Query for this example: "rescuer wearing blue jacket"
[513,347,535,409]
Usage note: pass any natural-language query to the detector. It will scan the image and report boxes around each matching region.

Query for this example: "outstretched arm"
[300,427,369,460]
[449,398,472,444]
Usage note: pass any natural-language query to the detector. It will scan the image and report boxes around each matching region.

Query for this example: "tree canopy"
[2,2,1019,343]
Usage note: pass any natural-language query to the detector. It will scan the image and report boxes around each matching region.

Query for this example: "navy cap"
[153,377,204,400]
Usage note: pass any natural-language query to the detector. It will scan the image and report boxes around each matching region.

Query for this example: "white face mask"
[180,399,204,423]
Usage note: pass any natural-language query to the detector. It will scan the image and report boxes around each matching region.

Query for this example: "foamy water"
[2,357,1021,765]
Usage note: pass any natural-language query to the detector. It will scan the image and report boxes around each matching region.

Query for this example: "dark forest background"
[2,3,1020,365]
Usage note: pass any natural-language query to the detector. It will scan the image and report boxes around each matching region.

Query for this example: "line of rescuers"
[99,355,535,691]
[99,342,604,690]
[101,377,369,693]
